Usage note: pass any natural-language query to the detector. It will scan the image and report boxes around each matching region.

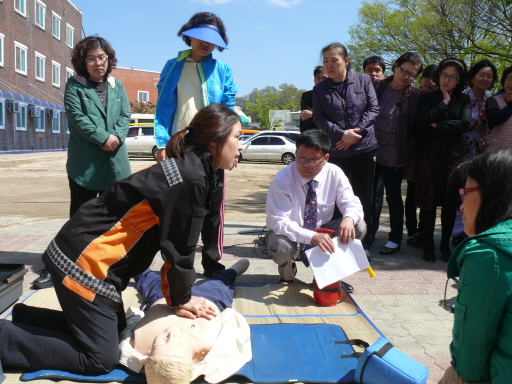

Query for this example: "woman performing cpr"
[0,104,243,375]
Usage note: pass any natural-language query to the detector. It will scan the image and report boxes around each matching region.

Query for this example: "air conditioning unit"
[46,109,60,119]
[29,105,41,117]
[7,100,20,113]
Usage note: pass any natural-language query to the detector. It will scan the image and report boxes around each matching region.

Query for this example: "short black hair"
[467,147,512,234]
[392,52,423,77]
[500,65,512,89]
[320,43,352,72]
[177,12,228,52]
[468,59,498,89]
[363,56,386,72]
[313,66,325,77]
[296,129,331,155]
[421,64,438,79]
[432,58,468,94]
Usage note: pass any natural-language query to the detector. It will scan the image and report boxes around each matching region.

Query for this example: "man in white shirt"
[266,130,366,291]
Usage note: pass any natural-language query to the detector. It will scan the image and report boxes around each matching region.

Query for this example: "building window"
[52,11,61,39]
[66,67,73,80]
[35,52,45,81]
[0,33,4,67]
[15,0,26,16]
[35,108,45,132]
[52,61,61,87]
[16,103,28,131]
[138,91,149,103]
[66,24,74,48]
[0,99,5,130]
[15,41,27,75]
[52,111,60,133]
[35,0,46,29]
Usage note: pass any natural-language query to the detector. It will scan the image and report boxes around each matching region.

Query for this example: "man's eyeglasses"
[440,72,459,82]
[295,156,326,165]
[459,186,479,202]
[399,65,418,79]
[86,56,108,64]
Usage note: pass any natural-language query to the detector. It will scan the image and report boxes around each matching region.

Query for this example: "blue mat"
[21,323,358,383]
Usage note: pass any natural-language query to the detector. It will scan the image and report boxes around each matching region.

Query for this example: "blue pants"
[135,268,237,312]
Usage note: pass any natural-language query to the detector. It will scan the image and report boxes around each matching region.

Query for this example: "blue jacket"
[312,72,379,158]
[154,49,237,148]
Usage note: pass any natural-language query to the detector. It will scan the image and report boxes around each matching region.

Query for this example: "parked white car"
[125,124,158,159]
[239,135,296,165]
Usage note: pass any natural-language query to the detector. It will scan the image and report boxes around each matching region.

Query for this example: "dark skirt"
[415,144,465,210]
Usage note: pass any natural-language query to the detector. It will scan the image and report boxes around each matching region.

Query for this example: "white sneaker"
[230,259,250,276]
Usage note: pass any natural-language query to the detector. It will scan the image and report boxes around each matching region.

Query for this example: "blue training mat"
[21,323,359,383]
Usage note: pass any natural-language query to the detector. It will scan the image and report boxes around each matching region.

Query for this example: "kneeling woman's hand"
[174,296,218,320]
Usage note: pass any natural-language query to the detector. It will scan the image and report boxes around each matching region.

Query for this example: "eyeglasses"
[399,65,418,79]
[421,76,435,82]
[505,76,512,83]
[295,155,326,165]
[459,186,479,202]
[86,56,108,64]
[440,72,459,82]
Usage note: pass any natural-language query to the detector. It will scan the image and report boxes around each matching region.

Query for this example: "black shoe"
[379,244,401,255]
[440,246,452,262]
[423,249,436,263]
[406,233,424,249]
[451,233,468,247]
[341,281,354,293]
[32,268,53,289]
[279,262,297,283]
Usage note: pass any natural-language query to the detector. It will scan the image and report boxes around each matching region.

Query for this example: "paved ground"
[0,152,456,384]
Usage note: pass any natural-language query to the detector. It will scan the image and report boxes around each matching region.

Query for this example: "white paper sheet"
[305,238,370,289]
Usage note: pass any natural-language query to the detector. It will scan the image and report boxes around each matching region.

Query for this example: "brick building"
[111,67,159,105]
[0,0,82,152]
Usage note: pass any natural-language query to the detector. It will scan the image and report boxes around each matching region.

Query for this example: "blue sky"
[71,0,363,97]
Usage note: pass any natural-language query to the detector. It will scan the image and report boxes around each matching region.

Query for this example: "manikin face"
[323,49,350,82]
[460,177,481,237]
[85,48,108,82]
[295,145,329,180]
[364,63,384,81]
[189,37,216,62]
[210,121,242,171]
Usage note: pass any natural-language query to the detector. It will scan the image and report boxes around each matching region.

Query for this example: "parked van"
[130,113,154,125]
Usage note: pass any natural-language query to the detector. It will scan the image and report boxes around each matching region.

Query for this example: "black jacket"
[43,151,223,312]
[299,90,317,132]
[414,89,471,158]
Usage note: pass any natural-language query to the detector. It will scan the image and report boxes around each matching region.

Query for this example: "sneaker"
[406,233,424,249]
[341,281,354,293]
[230,259,250,276]
[32,268,53,289]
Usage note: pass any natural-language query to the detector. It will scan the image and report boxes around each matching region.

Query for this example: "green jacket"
[447,219,512,383]
[65,75,132,190]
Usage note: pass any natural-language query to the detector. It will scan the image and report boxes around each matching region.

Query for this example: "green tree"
[348,0,512,74]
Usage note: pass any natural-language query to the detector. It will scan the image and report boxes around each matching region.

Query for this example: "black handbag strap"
[358,342,394,382]
[337,339,370,358]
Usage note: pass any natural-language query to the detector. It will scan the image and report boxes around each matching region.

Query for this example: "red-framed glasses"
[459,186,480,202]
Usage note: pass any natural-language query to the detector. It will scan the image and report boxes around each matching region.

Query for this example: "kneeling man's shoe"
[32,269,53,289]
[341,281,354,293]
[379,245,401,255]
[278,261,297,283]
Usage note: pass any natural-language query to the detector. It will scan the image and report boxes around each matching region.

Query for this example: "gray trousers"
[267,218,367,281]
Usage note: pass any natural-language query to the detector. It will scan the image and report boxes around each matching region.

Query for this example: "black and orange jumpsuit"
[0,151,224,374]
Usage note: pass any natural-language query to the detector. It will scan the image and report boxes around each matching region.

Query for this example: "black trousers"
[329,150,376,247]
[68,177,104,218]
[0,266,124,374]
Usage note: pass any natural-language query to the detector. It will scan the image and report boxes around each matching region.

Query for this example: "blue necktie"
[301,180,317,266]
